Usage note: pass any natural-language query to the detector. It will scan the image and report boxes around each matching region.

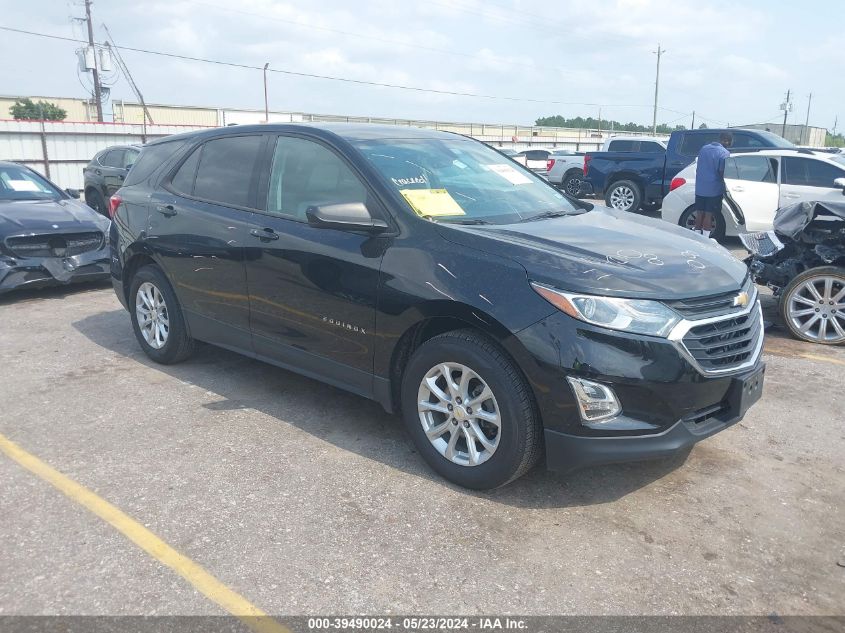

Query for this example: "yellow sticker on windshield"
[400,188,465,217]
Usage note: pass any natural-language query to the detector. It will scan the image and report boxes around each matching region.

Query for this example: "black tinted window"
[640,141,665,153]
[680,133,720,156]
[170,146,201,195]
[266,136,366,220]
[193,135,263,208]
[123,139,188,186]
[731,133,766,148]
[726,155,777,183]
[101,149,125,167]
[523,150,549,160]
[783,157,844,187]
[608,140,635,152]
[123,149,140,168]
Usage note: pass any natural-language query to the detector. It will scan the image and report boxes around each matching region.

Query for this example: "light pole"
[652,44,666,135]
[263,62,270,122]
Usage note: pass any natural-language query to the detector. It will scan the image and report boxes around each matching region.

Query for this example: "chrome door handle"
[156,204,176,217]
[250,228,279,241]
[731,186,745,192]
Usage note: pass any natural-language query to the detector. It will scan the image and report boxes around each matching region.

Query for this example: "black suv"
[83,144,141,215]
[110,124,765,489]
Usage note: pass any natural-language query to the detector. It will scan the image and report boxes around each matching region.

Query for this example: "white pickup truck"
[545,151,587,196]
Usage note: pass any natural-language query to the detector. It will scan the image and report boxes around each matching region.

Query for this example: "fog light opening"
[566,377,622,424]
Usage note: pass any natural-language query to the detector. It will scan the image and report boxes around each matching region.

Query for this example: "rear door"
[147,133,265,350]
[244,133,387,396]
[723,155,780,231]
[779,156,845,208]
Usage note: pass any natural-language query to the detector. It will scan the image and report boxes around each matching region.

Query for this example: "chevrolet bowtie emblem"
[733,291,750,308]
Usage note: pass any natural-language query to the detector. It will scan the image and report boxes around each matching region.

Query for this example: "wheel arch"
[606,171,644,190]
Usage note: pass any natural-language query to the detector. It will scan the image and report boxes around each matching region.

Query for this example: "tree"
[10,98,67,121]
[535,114,683,134]
[698,122,709,129]
[825,131,844,148]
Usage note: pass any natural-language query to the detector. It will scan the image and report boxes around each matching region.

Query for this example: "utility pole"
[263,63,270,122]
[652,44,666,135]
[803,93,812,145]
[84,0,103,122]
[781,89,791,139]
[691,110,695,129]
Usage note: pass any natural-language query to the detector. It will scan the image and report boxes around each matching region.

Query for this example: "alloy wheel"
[565,177,583,197]
[135,282,170,349]
[609,186,635,211]
[786,275,845,343]
[417,362,501,467]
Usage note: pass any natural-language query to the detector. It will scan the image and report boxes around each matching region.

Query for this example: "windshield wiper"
[436,217,493,225]
[517,210,572,222]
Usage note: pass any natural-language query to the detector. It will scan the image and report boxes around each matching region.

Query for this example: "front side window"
[190,135,263,208]
[265,137,366,220]
[353,137,578,224]
[0,164,61,200]
[783,157,845,187]
[123,149,140,169]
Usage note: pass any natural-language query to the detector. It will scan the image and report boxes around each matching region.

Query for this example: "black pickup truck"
[584,128,794,212]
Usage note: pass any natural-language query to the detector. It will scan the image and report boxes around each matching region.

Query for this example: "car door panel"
[780,156,845,209]
[245,134,385,396]
[146,134,265,351]
[723,155,781,232]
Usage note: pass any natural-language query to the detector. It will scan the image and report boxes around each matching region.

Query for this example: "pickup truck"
[583,128,794,212]
[546,151,586,195]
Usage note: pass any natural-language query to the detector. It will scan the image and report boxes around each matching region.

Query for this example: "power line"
[0,24,695,116]
[183,0,577,77]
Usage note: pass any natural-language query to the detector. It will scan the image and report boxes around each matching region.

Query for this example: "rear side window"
[123,139,188,186]
[725,155,777,183]
[782,157,844,187]
[608,140,635,152]
[679,133,720,156]
[124,149,140,168]
[170,146,201,195]
[192,135,263,208]
[640,141,665,153]
[101,149,125,167]
[731,133,766,148]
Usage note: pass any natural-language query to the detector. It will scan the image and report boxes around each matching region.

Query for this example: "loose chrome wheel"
[135,282,169,349]
[783,269,845,344]
[417,362,501,467]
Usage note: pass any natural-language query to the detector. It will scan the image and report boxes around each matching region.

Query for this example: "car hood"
[0,198,109,237]
[438,206,748,299]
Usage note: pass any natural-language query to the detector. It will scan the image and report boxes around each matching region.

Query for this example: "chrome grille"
[681,305,763,372]
[6,232,104,258]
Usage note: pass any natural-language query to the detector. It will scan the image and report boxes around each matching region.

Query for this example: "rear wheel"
[562,171,585,197]
[779,267,845,345]
[129,265,195,363]
[605,180,642,212]
[400,330,542,489]
[679,205,726,241]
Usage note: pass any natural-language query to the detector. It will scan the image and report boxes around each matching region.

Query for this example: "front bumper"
[513,307,765,472]
[0,248,110,294]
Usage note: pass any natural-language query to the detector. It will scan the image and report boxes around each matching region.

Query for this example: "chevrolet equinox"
[110,124,765,489]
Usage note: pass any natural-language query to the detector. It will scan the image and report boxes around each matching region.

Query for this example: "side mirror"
[306,203,389,233]
[834,177,845,192]
[65,188,80,199]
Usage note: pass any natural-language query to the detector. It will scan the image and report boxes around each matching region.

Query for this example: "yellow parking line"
[794,353,845,366]
[0,432,289,633]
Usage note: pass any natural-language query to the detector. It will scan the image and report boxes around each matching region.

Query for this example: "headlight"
[531,283,681,337]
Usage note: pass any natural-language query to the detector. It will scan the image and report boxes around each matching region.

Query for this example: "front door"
[245,134,387,397]
[779,156,845,209]
[146,133,265,350]
[101,148,127,196]
[723,154,780,232]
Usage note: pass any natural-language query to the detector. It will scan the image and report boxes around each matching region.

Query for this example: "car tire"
[778,266,845,346]
[129,265,195,364]
[400,329,542,489]
[604,180,642,212]
[562,171,585,197]
[85,189,107,217]
[678,205,726,241]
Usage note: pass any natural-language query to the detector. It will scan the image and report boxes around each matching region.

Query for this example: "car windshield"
[0,165,61,201]
[352,138,579,224]
[753,130,795,149]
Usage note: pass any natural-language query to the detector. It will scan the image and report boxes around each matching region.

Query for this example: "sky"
[0,0,842,131]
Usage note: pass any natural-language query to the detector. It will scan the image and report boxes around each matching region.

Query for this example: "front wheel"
[400,330,542,489]
[604,180,642,212]
[679,205,726,241]
[779,267,845,345]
